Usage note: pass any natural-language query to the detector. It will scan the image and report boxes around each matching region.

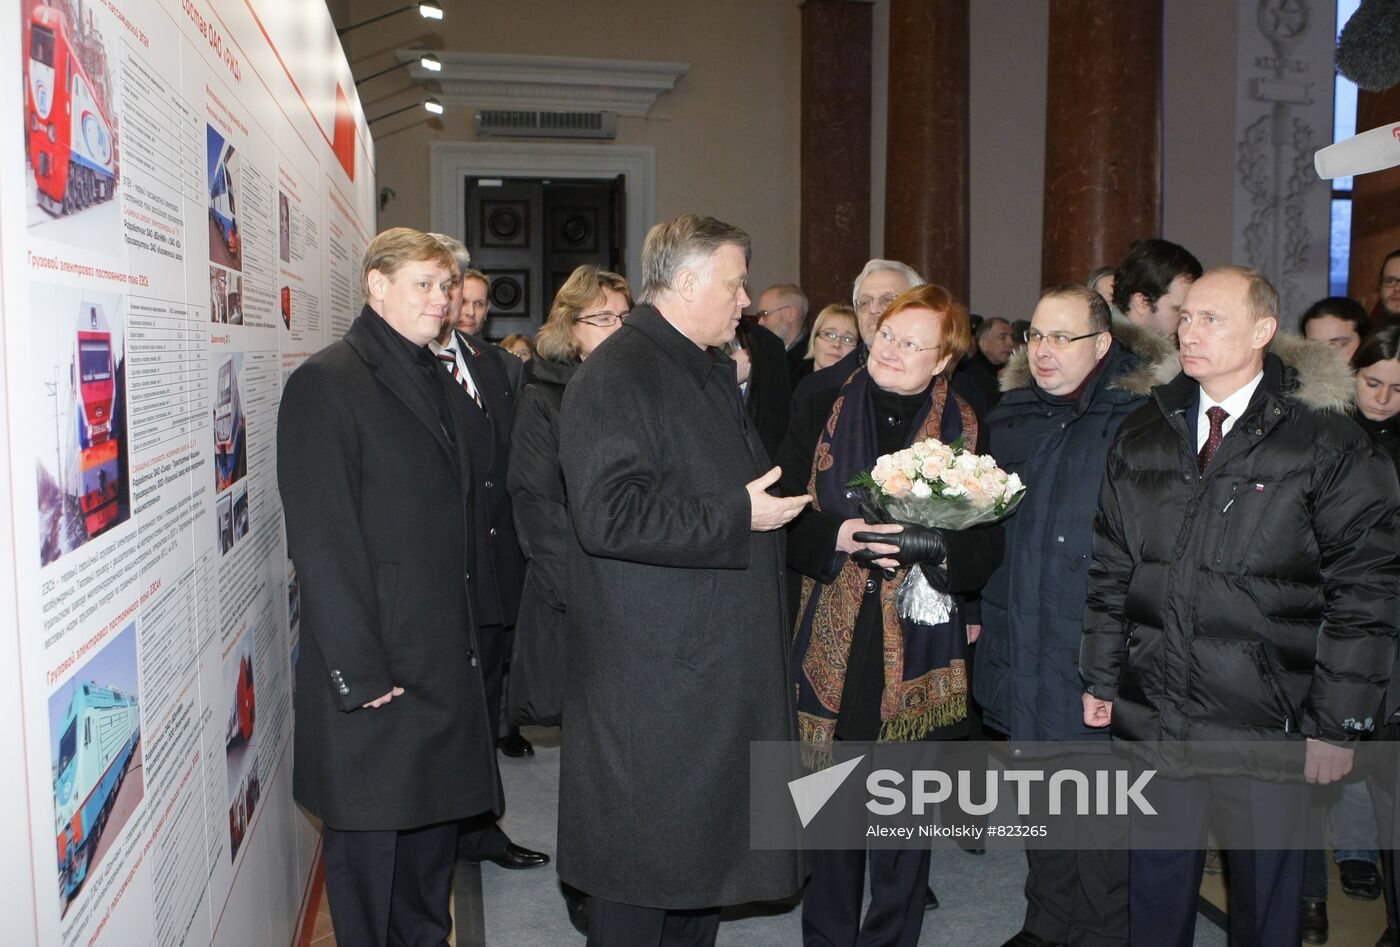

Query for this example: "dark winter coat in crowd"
[557,305,802,909]
[786,329,813,385]
[1080,334,1400,744]
[278,307,499,830]
[737,318,792,458]
[1358,412,1400,479]
[961,349,1004,410]
[976,320,1178,741]
[504,354,577,726]
[447,330,527,629]
[1355,411,1400,724]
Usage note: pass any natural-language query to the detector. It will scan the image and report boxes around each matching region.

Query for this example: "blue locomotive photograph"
[48,621,142,914]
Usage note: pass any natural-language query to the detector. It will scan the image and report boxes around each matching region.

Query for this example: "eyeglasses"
[816,329,859,347]
[574,310,629,328]
[856,292,900,314]
[1025,328,1105,348]
[1383,277,1400,289]
[875,327,939,356]
[753,305,792,319]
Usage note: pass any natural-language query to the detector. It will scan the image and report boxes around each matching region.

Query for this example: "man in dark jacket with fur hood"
[978,285,1177,947]
[1080,266,1400,947]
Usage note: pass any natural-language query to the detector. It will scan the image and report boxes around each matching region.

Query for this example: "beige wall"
[344,0,803,297]
[967,0,1049,321]
[342,0,1245,321]
[1162,0,1239,271]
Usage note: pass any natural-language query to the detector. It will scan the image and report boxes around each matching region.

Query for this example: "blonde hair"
[500,333,534,357]
[363,227,455,296]
[535,265,633,362]
[805,304,857,359]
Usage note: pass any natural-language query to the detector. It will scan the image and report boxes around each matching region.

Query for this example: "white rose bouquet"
[848,436,1025,623]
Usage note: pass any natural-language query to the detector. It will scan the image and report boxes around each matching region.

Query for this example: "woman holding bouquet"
[777,283,1005,946]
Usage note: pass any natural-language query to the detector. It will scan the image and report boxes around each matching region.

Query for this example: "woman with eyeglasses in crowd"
[777,283,1004,946]
[505,263,631,936]
[805,303,860,372]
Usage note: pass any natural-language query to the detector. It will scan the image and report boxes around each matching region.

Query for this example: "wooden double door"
[463,176,625,341]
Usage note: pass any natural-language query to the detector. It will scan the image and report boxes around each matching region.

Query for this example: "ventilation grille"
[475,110,617,139]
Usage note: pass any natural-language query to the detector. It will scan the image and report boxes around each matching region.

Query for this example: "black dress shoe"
[1000,931,1067,947]
[924,886,938,911]
[1377,927,1395,947]
[1301,899,1328,945]
[497,733,534,757]
[485,842,550,869]
[1339,859,1383,901]
[562,884,590,936]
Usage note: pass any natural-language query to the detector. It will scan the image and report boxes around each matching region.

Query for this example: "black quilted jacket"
[1080,336,1400,743]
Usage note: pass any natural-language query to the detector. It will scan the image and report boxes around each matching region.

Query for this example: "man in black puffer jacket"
[977,286,1177,947]
[1080,266,1400,947]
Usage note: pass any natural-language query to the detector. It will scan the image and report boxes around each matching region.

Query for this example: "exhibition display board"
[0,0,376,942]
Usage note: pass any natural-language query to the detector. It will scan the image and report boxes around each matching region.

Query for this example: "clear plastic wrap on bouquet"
[850,436,1026,623]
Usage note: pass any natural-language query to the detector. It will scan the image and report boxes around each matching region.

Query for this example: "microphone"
[1336,0,1400,92]
[1315,0,1400,179]
[1314,119,1400,178]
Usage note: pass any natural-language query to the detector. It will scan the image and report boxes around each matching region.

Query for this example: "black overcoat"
[556,305,802,909]
[277,308,500,829]
[504,354,577,725]
[450,330,526,627]
[976,321,1175,741]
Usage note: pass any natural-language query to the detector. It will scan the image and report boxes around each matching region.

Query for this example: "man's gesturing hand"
[1304,738,1354,784]
[747,466,812,531]
[362,685,405,709]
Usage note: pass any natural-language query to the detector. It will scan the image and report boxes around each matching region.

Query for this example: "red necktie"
[1197,406,1229,473]
[436,348,483,410]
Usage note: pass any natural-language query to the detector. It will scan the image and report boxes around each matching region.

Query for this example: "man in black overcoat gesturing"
[278,228,499,946]
[558,214,811,946]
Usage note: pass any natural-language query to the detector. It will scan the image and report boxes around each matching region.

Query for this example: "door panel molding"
[431,142,654,283]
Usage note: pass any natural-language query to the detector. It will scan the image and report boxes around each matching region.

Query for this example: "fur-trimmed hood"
[998,315,1179,397]
[1265,331,1355,414]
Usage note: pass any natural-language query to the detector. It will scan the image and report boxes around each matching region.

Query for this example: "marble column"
[883,0,970,302]
[801,0,873,312]
[1347,84,1400,314]
[1041,0,1162,288]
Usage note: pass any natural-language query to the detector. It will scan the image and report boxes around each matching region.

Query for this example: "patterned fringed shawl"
[792,368,978,754]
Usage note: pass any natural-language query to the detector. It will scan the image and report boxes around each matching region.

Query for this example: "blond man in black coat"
[278,228,499,946]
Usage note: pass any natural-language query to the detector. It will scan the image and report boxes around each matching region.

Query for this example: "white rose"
[911,479,933,499]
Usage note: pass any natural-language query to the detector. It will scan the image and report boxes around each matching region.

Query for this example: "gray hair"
[976,315,1012,339]
[851,259,925,309]
[640,214,751,303]
[763,282,809,320]
[1083,265,1116,290]
[427,232,472,276]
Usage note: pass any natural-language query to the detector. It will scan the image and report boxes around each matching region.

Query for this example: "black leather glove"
[851,524,948,568]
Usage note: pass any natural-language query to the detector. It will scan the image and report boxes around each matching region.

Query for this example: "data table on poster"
[120,45,204,203]
[128,301,208,454]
